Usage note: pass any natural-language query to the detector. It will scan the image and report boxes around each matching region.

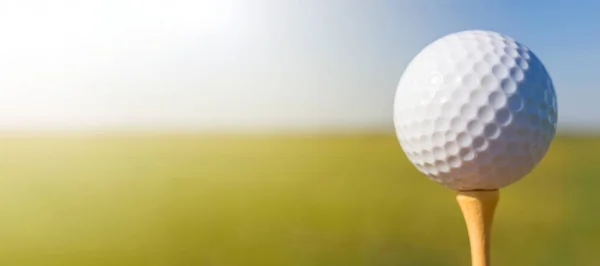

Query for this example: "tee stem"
[456,189,500,266]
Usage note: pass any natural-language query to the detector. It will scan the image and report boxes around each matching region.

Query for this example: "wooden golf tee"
[456,190,499,266]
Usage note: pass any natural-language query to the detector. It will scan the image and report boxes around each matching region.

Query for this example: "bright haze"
[0,1,597,132]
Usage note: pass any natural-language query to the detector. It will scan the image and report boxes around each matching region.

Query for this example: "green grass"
[0,133,596,265]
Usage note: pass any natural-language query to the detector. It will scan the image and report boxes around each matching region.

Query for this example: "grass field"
[0,133,596,265]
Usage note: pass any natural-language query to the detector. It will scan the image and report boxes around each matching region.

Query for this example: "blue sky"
[0,1,597,131]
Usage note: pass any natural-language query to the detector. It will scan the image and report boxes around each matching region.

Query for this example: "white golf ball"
[394,30,557,191]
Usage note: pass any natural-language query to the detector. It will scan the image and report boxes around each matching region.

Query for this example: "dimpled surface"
[394,30,557,190]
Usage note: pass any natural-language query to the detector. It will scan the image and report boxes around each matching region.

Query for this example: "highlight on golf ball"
[393,30,558,191]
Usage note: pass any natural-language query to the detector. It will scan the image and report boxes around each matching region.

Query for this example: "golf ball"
[394,30,557,190]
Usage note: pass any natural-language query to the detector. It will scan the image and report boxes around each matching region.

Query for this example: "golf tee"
[456,190,500,266]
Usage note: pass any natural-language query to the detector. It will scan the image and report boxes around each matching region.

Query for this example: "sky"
[0,0,598,132]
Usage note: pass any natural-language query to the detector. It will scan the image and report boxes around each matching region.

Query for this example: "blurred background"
[0,1,598,265]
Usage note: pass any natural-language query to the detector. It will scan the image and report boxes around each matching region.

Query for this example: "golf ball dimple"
[394,30,557,191]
